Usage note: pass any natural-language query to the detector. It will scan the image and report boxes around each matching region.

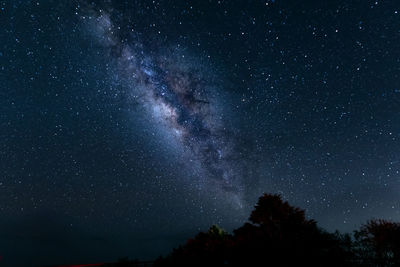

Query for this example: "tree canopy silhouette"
[354,219,400,266]
[155,193,354,266]
[231,194,352,267]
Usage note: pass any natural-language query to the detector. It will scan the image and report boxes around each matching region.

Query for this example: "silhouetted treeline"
[154,193,400,267]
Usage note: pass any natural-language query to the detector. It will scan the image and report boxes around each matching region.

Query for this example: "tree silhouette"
[249,193,311,226]
[155,193,354,266]
[231,194,353,267]
[56,193,400,266]
[354,219,400,266]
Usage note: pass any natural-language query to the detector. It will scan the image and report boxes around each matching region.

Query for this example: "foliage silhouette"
[155,193,355,266]
[45,194,400,266]
[354,219,400,266]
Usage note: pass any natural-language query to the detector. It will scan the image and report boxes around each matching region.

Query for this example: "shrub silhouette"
[154,224,232,266]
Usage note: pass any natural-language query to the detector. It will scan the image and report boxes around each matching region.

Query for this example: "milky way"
[3,0,400,265]
[83,7,246,207]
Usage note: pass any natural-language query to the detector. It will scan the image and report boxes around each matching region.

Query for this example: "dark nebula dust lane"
[83,6,248,206]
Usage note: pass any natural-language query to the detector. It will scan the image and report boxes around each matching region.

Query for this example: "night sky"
[1,0,400,266]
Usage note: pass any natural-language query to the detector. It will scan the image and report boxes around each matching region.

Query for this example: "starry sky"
[1,0,400,266]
